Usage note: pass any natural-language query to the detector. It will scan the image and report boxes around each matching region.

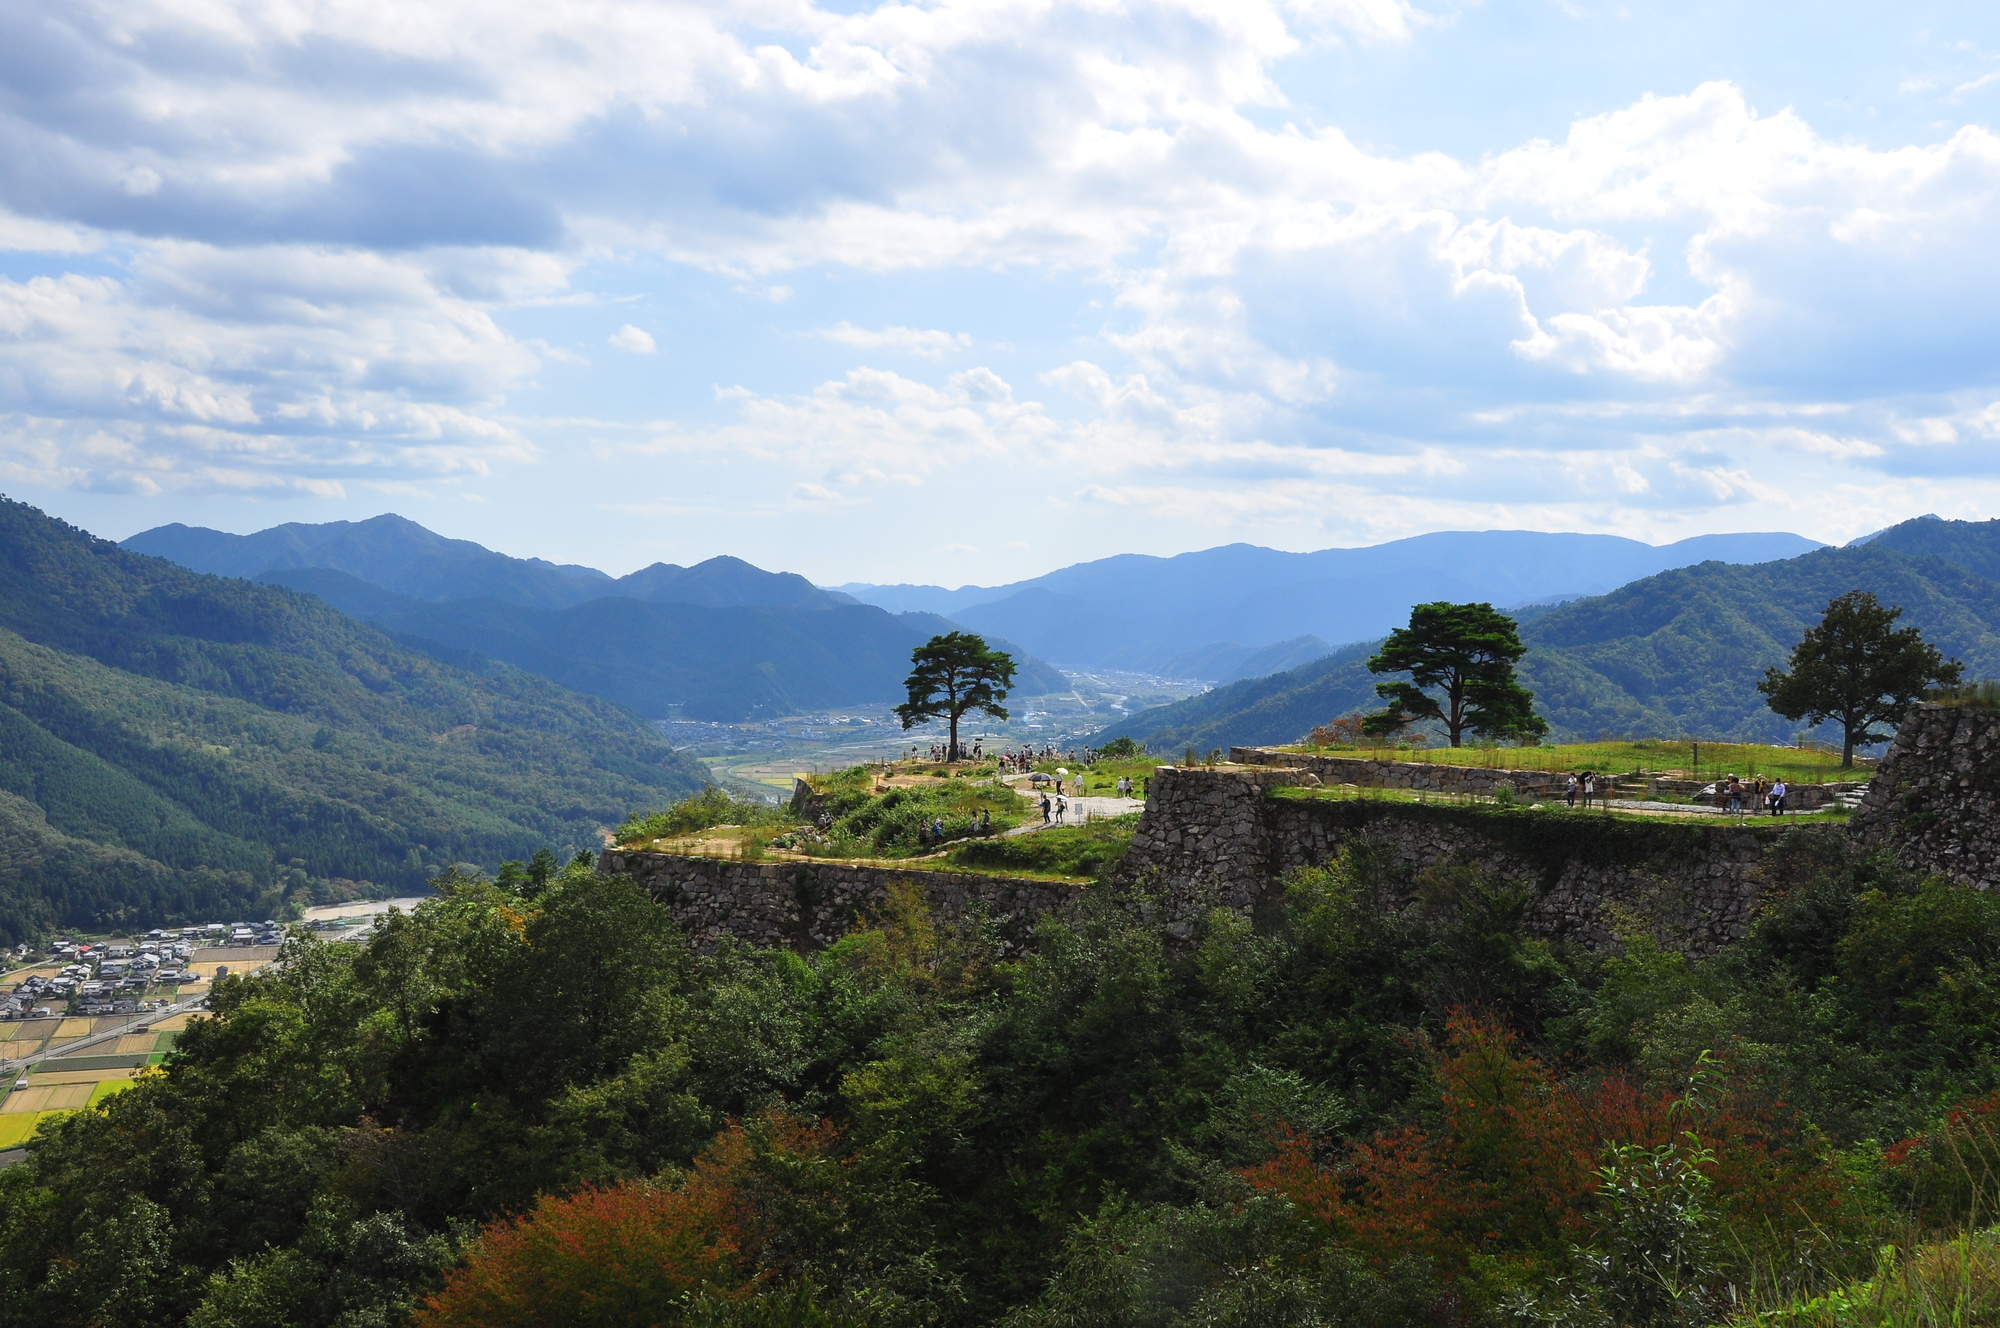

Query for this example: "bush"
[619,789,792,844]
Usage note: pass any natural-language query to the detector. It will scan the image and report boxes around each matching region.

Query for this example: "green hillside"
[256,568,1070,721]
[1099,519,2000,751]
[0,498,708,941]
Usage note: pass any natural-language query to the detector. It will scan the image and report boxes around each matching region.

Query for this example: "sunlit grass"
[1281,738,1864,784]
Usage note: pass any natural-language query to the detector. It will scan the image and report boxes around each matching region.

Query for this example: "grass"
[946,815,1140,881]
[1734,1230,2000,1326]
[1268,781,1841,826]
[1281,738,1863,784]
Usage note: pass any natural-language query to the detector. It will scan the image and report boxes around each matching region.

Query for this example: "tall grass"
[1288,738,1858,785]
[1930,680,2000,710]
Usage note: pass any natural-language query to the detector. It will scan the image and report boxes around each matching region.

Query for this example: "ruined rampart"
[1121,766,1786,954]
[1849,703,2000,889]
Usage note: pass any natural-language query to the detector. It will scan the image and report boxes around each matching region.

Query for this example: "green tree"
[1364,602,1547,747]
[895,632,1016,762]
[1758,589,1962,767]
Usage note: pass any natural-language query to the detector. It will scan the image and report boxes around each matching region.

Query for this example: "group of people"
[1563,772,1606,808]
[916,742,985,763]
[1716,774,1790,815]
[1563,770,1793,815]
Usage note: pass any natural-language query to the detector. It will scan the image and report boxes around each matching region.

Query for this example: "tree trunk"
[1840,717,1855,769]
[948,708,960,764]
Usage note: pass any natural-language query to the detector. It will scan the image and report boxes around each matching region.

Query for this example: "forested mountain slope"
[258,569,1067,720]
[1098,519,2000,750]
[125,515,852,611]
[0,499,709,942]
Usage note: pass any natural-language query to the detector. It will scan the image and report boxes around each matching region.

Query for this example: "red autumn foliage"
[412,1110,842,1328]
[1882,1087,2000,1226]
[1243,1013,1847,1276]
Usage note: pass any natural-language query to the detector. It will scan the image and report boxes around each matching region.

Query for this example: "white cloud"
[814,322,971,358]
[2,1,2000,556]
[608,324,657,353]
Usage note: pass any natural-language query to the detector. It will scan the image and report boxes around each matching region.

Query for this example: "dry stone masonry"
[1850,703,2000,889]
[602,713,1987,959]
[1121,765,1784,954]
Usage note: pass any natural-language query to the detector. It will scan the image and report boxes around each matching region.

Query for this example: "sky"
[3,0,2000,585]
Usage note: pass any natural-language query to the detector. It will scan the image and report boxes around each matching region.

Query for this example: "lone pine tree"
[1364,601,1548,748]
[1760,589,1962,767]
[896,632,1016,762]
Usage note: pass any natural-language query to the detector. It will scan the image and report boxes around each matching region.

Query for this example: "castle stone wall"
[1849,704,2000,889]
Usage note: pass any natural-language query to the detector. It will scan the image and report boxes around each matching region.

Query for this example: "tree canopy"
[1364,601,1547,747]
[894,632,1015,762]
[1759,589,1963,766]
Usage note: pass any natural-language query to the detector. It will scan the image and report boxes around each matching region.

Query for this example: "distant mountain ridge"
[0,498,711,941]
[125,516,1066,719]
[125,515,854,612]
[259,567,1066,720]
[1096,517,2000,752]
[836,529,1824,671]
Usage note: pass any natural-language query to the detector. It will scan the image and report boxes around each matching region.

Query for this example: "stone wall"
[1849,704,2000,889]
[1121,765,1789,954]
[1229,746,1863,809]
[598,850,1083,954]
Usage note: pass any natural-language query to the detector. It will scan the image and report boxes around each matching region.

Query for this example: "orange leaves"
[413,1110,842,1328]
[1244,1014,1845,1277]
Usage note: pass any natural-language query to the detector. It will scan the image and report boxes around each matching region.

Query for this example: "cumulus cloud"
[608,324,656,353]
[1,0,2000,549]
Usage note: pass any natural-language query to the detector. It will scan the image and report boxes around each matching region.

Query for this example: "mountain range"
[124,516,1066,718]
[836,530,1825,672]
[0,499,712,942]
[1097,516,2000,753]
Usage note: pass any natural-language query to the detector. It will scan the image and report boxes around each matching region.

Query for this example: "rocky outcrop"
[1849,704,2000,889]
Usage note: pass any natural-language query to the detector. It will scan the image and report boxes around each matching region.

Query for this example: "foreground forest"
[8,825,2000,1326]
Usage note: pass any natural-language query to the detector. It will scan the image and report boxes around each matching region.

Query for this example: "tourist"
[981,809,992,835]
[1055,794,1067,825]
[1770,779,1788,816]
[1726,775,1744,814]
[1566,773,1578,808]
[1581,772,1594,808]
[1040,793,1051,824]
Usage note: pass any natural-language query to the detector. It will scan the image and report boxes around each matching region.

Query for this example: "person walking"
[1040,793,1051,825]
[980,809,992,835]
[1770,779,1788,816]
[1054,794,1067,825]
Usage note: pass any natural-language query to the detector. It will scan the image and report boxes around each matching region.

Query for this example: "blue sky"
[2,0,1999,583]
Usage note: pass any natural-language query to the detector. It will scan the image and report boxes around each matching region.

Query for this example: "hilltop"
[0,498,710,941]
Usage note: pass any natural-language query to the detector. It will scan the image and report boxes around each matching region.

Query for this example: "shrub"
[619,788,791,845]
[413,1112,837,1328]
